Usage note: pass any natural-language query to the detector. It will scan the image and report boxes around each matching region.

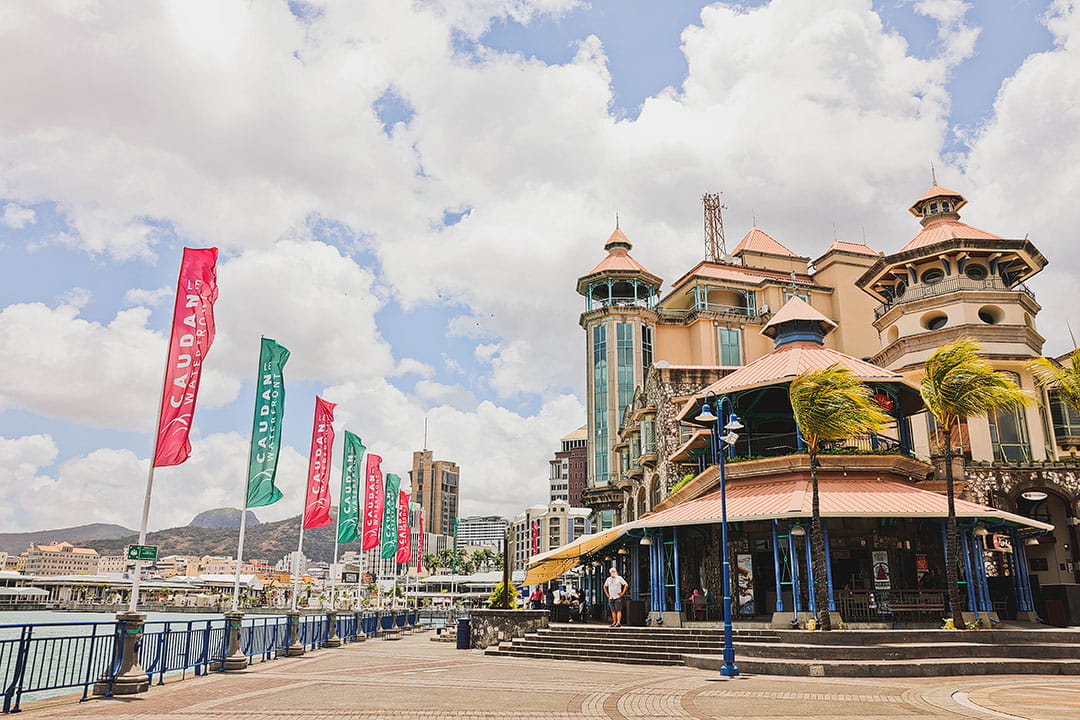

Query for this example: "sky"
[2,0,1079,535]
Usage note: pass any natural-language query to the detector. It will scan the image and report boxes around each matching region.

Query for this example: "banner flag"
[301,396,337,529]
[531,520,539,555]
[415,505,425,571]
[153,247,219,467]
[336,431,365,543]
[379,473,401,559]
[395,491,412,563]
[245,338,291,508]
[360,453,384,550]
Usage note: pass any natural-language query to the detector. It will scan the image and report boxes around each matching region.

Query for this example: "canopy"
[628,477,1054,532]
[522,524,630,586]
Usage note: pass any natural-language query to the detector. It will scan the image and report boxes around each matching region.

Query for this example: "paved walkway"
[21,632,1080,720]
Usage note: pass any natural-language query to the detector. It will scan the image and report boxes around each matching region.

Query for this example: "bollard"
[352,611,366,642]
[222,612,248,670]
[93,611,149,696]
[286,612,305,657]
[325,611,342,647]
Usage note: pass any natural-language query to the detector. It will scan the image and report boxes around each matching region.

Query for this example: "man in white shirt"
[603,567,628,627]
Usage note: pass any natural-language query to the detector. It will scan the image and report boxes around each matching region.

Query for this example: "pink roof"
[666,262,817,297]
[629,477,1052,530]
[604,227,632,249]
[693,341,910,396]
[899,218,1002,253]
[761,296,837,337]
[908,185,968,216]
[583,227,658,277]
[823,240,878,256]
[732,227,799,257]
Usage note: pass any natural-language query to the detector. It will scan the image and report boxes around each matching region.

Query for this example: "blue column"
[803,530,816,614]
[658,528,668,613]
[650,536,661,614]
[973,535,993,613]
[789,531,802,613]
[772,521,784,613]
[960,530,977,615]
[823,519,836,612]
[631,543,641,601]
[673,527,682,612]
[1014,538,1035,613]
[796,427,804,453]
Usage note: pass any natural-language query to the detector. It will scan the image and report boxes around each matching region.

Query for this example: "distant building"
[410,449,460,536]
[96,555,133,575]
[549,425,588,505]
[456,516,507,549]
[508,502,590,572]
[24,542,99,576]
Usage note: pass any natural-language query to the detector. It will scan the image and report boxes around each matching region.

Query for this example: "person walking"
[603,567,628,627]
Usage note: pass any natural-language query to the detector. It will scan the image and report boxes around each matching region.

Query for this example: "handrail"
[874,277,1036,318]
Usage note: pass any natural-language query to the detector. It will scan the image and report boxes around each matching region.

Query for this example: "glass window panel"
[719,327,742,366]
[592,325,609,483]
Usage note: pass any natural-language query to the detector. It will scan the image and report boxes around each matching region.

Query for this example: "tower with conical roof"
[576,226,662,526]
[856,184,1051,464]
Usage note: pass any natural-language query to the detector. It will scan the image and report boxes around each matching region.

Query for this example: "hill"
[79,510,358,564]
[189,508,261,530]
[0,523,136,555]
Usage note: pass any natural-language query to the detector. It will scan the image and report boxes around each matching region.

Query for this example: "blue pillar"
[1014,537,1035,613]
[789,530,802,614]
[631,543,641,601]
[772,521,784,613]
[960,530,977,616]
[673,527,682,612]
[651,536,661,614]
[823,519,836,612]
[973,534,993,613]
[803,529,816,614]
[658,528,668,613]
[796,427,804,453]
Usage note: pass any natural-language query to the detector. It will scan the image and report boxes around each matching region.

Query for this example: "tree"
[920,337,1029,618]
[789,364,891,630]
[472,548,496,572]
[1029,347,1080,413]
[488,581,519,609]
[422,553,440,573]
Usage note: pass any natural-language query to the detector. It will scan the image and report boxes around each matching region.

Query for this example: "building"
[410,449,460,536]
[456,516,508,549]
[23,542,100,576]
[550,426,588,506]
[508,501,591,572]
[96,555,133,575]
[554,184,1080,624]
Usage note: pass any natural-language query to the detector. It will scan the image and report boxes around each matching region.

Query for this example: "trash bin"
[456,617,471,649]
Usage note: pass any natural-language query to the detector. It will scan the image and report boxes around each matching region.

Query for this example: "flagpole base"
[222,612,248,670]
[93,611,149,696]
[286,611,305,657]
[324,610,342,647]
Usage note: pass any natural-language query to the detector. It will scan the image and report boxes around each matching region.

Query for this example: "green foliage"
[671,474,694,492]
[789,364,892,453]
[1028,347,1080,413]
[488,581,519,609]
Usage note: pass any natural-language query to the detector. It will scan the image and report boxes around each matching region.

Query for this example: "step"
[684,654,1080,677]
[485,647,683,666]
[524,635,730,651]
[730,641,1080,661]
[767,628,1080,646]
[504,641,688,662]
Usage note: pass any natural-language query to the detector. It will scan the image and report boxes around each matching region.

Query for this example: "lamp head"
[724,413,744,431]
[789,525,806,537]
[695,403,718,423]
[617,547,630,555]
[972,525,990,537]
[639,535,653,546]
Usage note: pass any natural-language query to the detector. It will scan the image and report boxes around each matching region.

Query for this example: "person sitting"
[688,588,707,621]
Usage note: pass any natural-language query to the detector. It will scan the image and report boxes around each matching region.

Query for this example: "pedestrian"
[604,567,628,627]
[528,586,544,609]
[544,584,555,614]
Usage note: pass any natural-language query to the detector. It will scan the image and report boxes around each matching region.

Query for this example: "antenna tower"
[702,192,727,262]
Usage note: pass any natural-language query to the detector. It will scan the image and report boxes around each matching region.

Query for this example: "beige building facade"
[24,542,100,576]
[410,450,460,537]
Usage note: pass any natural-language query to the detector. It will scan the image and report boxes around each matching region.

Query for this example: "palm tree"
[920,337,1029,619]
[1029,347,1080,412]
[789,364,891,630]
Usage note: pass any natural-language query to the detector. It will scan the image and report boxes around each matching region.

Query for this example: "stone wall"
[962,462,1080,509]
[468,609,549,650]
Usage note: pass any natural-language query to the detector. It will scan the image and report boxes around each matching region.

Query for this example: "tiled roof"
[823,240,878,256]
[665,262,817,298]
[898,218,1002,253]
[915,185,964,203]
[561,425,588,441]
[630,477,1052,531]
[732,227,799,257]
[604,227,632,250]
[582,227,657,278]
[761,296,837,337]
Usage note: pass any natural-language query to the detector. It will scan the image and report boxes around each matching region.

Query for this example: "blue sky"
[1,0,1077,531]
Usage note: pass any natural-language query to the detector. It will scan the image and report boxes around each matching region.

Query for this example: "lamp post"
[696,391,744,678]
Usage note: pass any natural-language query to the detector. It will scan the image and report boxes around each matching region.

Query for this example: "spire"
[604,226,632,252]
[930,161,937,186]
[761,296,837,347]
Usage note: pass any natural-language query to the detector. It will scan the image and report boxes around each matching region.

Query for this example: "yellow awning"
[522,524,630,586]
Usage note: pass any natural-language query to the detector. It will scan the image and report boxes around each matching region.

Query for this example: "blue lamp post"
[696,391,743,678]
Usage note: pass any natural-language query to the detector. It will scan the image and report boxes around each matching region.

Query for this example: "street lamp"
[699,390,743,678]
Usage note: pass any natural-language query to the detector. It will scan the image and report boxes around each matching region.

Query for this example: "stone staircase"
[484,624,1080,676]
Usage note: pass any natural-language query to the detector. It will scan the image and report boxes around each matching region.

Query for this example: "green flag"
[245,338,291,508]
[336,431,365,543]
[380,473,401,559]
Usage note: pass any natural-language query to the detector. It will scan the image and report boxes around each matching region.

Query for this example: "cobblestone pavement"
[20,633,1080,720]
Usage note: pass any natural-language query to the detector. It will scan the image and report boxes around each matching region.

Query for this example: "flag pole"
[291,524,305,612]
[231,337,264,614]
[331,528,339,611]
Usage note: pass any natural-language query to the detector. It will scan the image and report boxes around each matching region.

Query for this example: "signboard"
[915,552,929,579]
[991,534,1012,551]
[871,550,891,590]
[736,554,755,615]
[126,544,158,562]
[342,571,360,584]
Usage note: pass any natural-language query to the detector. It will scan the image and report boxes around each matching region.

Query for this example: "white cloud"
[1,202,36,229]
[122,286,172,308]
[0,434,58,524]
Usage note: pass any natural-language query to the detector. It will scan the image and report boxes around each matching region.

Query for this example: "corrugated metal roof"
[823,240,879,256]
[733,227,799,257]
[761,296,837,336]
[630,477,1053,531]
[898,218,1002,252]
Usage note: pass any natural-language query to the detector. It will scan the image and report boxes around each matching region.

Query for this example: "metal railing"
[836,590,947,624]
[725,432,907,460]
[874,277,1036,318]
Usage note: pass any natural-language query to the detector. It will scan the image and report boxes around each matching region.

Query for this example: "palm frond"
[1028,349,1080,413]
[921,337,1032,425]
[789,364,892,450]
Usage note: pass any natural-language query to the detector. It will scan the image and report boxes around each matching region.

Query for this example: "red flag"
[153,247,219,467]
[395,491,411,563]
[531,520,539,555]
[415,508,424,570]
[360,453,384,550]
[302,396,336,529]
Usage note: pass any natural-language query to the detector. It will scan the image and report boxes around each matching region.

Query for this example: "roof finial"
[862,226,867,244]
[930,161,938,186]
[833,222,838,242]
[1068,319,1079,350]
[752,209,757,227]
[615,211,620,230]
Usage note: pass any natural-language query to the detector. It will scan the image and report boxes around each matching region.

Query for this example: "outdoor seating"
[689,596,707,621]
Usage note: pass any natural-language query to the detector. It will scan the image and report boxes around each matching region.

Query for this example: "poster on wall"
[915,553,929,580]
[736,554,755,615]
[872,550,892,590]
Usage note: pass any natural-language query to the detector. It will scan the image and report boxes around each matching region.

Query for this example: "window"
[1050,390,1080,439]
[642,415,656,455]
[616,323,635,419]
[719,327,742,366]
[921,268,944,285]
[989,372,1031,461]
[592,325,609,483]
[965,265,987,281]
[641,325,653,370]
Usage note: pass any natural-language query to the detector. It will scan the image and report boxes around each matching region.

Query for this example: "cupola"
[761,296,837,348]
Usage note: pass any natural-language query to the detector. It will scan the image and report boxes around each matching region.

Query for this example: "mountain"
[78,511,356,564]
[0,523,136,555]
[189,508,261,530]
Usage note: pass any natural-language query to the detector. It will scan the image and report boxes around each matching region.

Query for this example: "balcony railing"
[874,277,1036,319]
[719,431,907,460]
[659,303,763,321]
